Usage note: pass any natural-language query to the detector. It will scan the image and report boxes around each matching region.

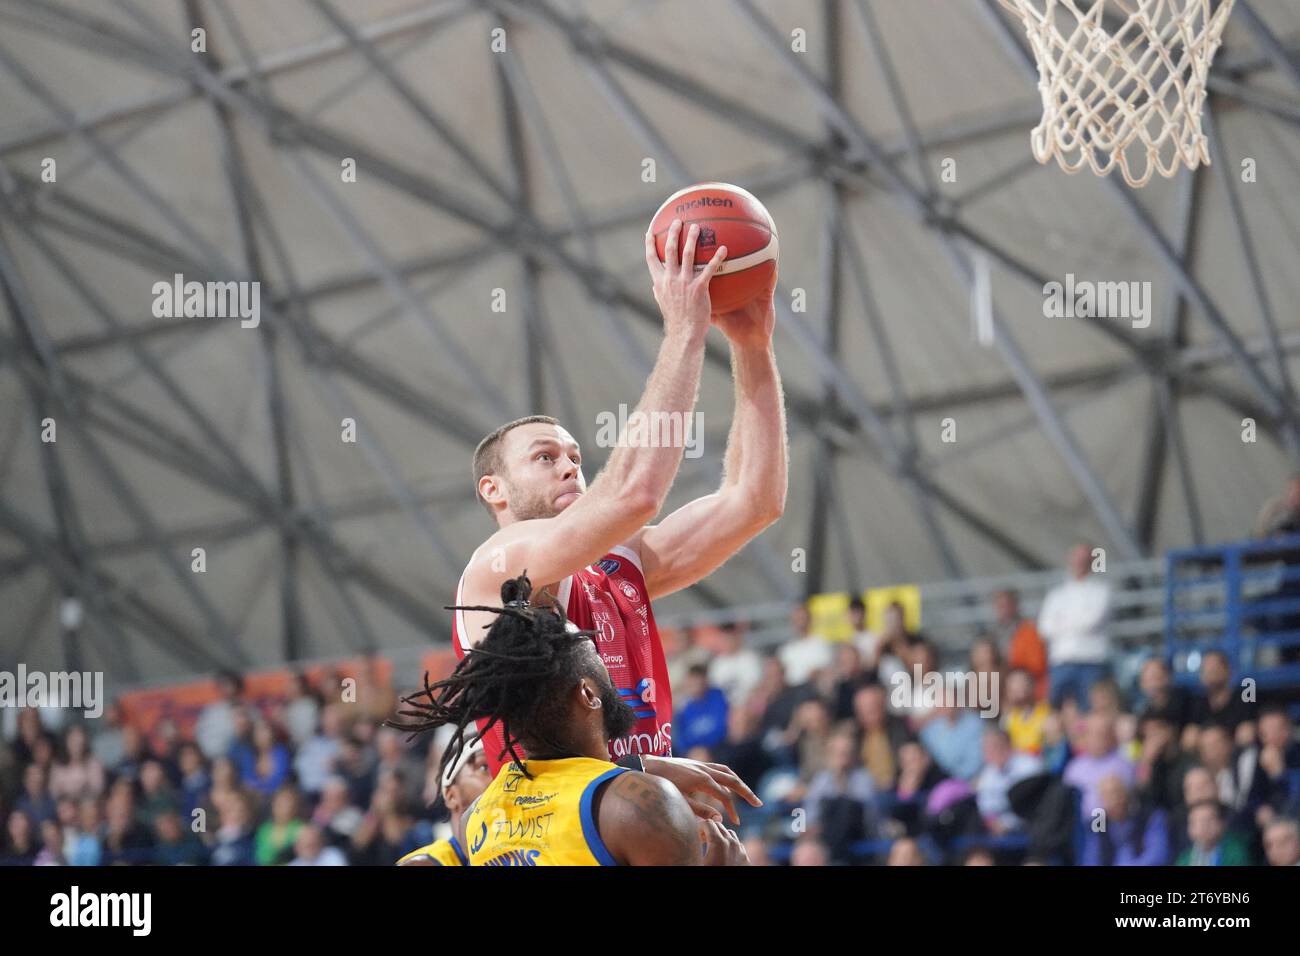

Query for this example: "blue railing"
[1165,534,1300,689]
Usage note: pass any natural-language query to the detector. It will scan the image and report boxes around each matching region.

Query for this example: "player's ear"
[478,474,504,508]
[578,677,601,710]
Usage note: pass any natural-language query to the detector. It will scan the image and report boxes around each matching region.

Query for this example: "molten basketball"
[649,182,778,313]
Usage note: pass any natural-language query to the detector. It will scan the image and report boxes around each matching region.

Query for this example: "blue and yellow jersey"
[464,757,628,866]
[396,836,469,867]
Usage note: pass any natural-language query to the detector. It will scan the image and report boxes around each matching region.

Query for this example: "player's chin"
[553,491,582,511]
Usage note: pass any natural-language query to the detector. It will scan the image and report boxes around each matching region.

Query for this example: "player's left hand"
[641,755,762,824]
[710,268,776,350]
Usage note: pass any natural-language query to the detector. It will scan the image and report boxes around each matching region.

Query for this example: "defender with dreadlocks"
[454,218,786,821]
[395,574,748,865]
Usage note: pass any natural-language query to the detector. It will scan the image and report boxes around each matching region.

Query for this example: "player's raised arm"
[460,220,727,622]
[630,270,788,600]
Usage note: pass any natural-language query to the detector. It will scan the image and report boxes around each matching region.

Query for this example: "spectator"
[137,759,178,827]
[48,725,104,803]
[969,637,1004,695]
[88,702,128,771]
[1063,714,1135,822]
[372,727,425,810]
[255,786,305,866]
[1003,668,1050,756]
[918,703,986,781]
[874,601,913,690]
[852,684,910,790]
[111,724,148,785]
[1197,725,1250,819]
[1079,775,1170,866]
[284,672,322,747]
[34,819,66,866]
[295,703,346,798]
[241,720,292,798]
[769,698,832,781]
[1134,715,1195,812]
[1263,817,1300,866]
[176,742,211,818]
[711,705,770,795]
[666,626,713,695]
[676,665,730,754]
[1135,657,1191,729]
[152,810,208,866]
[803,730,877,861]
[887,836,928,866]
[101,780,152,865]
[209,791,256,866]
[289,824,347,866]
[848,597,874,664]
[790,836,831,867]
[1242,707,1300,829]
[891,742,943,835]
[15,763,55,825]
[994,589,1048,701]
[1037,542,1112,711]
[708,622,764,709]
[67,798,103,866]
[975,727,1042,834]
[743,835,772,866]
[195,670,244,761]
[312,777,363,846]
[963,847,996,866]
[1,810,37,866]
[1177,801,1251,866]
[823,643,867,722]
[779,604,833,686]
[1188,650,1256,747]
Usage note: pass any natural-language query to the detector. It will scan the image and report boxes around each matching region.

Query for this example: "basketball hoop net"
[999,0,1237,187]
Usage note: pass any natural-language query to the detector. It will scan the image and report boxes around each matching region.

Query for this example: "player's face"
[502,424,587,520]
[447,751,493,812]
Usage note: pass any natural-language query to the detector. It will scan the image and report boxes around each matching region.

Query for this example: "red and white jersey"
[451,543,673,777]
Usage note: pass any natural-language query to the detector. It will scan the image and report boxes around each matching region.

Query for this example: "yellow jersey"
[464,756,629,866]
[1006,701,1051,755]
[396,837,468,867]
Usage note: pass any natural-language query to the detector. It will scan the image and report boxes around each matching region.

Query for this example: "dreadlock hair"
[387,572,600,783]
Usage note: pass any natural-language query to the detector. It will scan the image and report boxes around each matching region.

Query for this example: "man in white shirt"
[778,604,833,687]
[707,622,764,708]
[1037,542,1112,711]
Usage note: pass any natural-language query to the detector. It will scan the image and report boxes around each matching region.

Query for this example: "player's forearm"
[720,343,787,522]
[599,326,709,515]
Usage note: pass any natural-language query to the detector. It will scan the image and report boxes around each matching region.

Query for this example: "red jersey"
[451,543,673,777]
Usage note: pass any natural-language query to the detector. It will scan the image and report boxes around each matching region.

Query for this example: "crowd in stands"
[0,663,445,866]
[669,537,1300,866]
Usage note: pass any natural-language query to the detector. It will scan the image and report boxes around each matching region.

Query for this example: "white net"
[999,0,1237,187]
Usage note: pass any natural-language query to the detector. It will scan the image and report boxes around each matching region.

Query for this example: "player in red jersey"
[452,218,787,821]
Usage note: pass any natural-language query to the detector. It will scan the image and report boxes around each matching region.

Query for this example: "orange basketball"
[649,182,778,313]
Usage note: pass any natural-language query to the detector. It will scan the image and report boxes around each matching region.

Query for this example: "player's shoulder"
[592,539,646,579]
[595,770,699,865]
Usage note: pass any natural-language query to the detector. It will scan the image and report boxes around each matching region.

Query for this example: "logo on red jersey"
[597,558,621,575]
[617,579,641,603]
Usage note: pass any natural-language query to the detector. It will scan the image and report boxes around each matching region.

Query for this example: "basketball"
[649,182,778,312]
